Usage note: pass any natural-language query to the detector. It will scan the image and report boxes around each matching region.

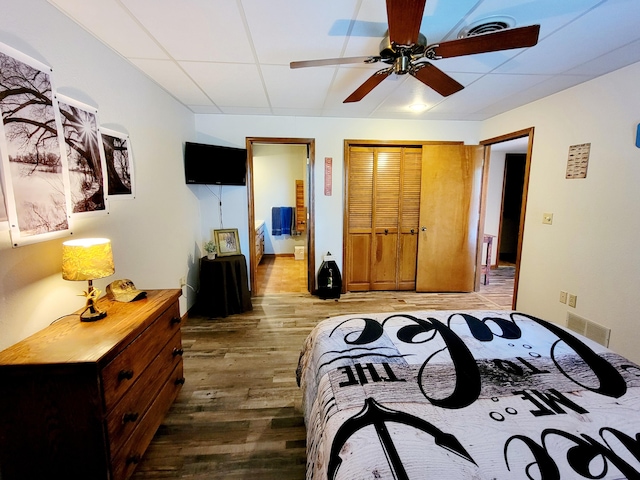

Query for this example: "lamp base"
[79,284,107,322]
[80,306,107,322]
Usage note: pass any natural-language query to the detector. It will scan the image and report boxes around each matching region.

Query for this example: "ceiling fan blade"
[432,24,540,58]
[344,69,392,103]
[290,56,377,69]
[386,0,427,46]
[411,63,464,97]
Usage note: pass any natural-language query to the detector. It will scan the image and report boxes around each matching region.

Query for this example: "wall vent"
[566,312,611,347]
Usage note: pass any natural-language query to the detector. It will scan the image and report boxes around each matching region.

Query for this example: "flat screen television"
[184,142,247,186]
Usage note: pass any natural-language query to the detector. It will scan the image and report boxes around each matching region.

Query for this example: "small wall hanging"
[566,143,590,179]
[101,127,135,199]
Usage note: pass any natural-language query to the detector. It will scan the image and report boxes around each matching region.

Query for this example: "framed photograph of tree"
[0,167,8,230]
[101,127,135,199]
[57,94,108,216]
[0,42,73,246]
[214,228,241,256]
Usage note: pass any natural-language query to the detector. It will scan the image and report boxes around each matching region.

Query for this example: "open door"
[416,144,484,292]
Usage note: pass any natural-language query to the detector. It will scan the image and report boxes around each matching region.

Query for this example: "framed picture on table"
[214,228,241,256]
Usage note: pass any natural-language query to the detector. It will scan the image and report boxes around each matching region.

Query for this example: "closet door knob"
[384,229,389,235]
[421,226,427,232]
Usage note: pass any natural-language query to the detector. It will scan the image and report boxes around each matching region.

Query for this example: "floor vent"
[566,312,611,347]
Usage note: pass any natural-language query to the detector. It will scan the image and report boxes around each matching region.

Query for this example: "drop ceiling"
[47,0,640,121]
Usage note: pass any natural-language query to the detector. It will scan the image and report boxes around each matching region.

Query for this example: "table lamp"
[62,238,115,322]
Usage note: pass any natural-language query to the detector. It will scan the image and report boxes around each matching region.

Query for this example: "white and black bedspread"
[296,310,640,479]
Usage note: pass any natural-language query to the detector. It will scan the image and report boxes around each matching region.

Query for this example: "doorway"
[246,137,316,296]
[480,128,534,308]
[499,153,526,265]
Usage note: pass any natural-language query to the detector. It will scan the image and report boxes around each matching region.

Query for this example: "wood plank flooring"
[255,255,308,295]
[132,261,514,479]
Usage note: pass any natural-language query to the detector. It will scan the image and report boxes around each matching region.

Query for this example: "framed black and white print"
[0,165,8,230]
[0,42,73,246]
[214,228,241,256]
[101,127,135,199]
[57,95,108,216]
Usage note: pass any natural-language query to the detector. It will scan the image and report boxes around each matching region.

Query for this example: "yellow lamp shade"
[62,238,115,281]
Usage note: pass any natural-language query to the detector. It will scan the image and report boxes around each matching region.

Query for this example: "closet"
[344,142,483,293]
[345,145,422,291]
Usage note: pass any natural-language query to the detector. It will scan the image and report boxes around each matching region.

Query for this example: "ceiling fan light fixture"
[458,16,516,39]
[409,103,428,112]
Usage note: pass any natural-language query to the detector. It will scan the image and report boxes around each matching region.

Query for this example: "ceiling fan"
[290,0,541,103]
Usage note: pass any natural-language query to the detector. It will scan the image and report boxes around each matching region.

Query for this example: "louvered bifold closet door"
[397,147,422,290]
[370,148,402,290]
[345,147,374,291]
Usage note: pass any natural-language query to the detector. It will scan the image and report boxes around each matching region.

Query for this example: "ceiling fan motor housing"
[379,31,427,63]
[394,56,411,74]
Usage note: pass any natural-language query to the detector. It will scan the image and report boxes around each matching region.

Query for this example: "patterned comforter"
[296,310,640,479]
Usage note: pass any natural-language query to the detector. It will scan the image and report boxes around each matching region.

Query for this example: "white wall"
[484,151,506,266]
[0,0,199,351]
[194,115,482,276]
[254,144,307,255]
[482,61,640,363]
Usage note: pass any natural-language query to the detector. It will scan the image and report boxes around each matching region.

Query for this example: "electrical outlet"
[560,291,567,304]
[542,213,553,225]
[179,276,186,287]
[568,294,577,308]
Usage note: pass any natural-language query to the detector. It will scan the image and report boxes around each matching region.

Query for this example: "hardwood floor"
[132,262,514,479]
[255,254,308,295]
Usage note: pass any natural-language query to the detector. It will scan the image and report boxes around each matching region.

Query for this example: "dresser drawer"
[102,302,181,411]
[112,361,184,480]
[106,329,183,456]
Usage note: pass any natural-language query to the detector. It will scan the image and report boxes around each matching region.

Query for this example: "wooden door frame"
[246,137,316,296]
[478,127,534,308]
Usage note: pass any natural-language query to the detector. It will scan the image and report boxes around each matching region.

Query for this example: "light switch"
[542,213,553,225]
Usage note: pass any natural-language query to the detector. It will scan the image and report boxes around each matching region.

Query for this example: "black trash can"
[317,252,341,299]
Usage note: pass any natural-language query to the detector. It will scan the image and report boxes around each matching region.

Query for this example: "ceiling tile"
[130,58,214,106]
[244,0,360,65]
[180,62,269,108]
[122,0,254,62]
[48,0,167,58]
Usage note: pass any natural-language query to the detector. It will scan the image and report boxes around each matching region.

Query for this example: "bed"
[296,310,640,479]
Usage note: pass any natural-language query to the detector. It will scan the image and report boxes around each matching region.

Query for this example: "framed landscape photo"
[214,228,241,256]
[0,42,73,246]
[57,94,108,216]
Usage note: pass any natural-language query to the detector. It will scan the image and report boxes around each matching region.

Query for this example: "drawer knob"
[175,377,185,386]
[170,316,181,325]
[126,454,141,465]
[118,369,134,381]
[172,348,184,357]
[122,412,139,423]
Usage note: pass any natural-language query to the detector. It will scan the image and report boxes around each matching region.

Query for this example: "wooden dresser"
[0,289,184,480]
[255,220,265,265]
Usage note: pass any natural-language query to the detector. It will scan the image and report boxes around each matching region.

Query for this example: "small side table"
[481,234,495,285]
[198,255,253,318]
